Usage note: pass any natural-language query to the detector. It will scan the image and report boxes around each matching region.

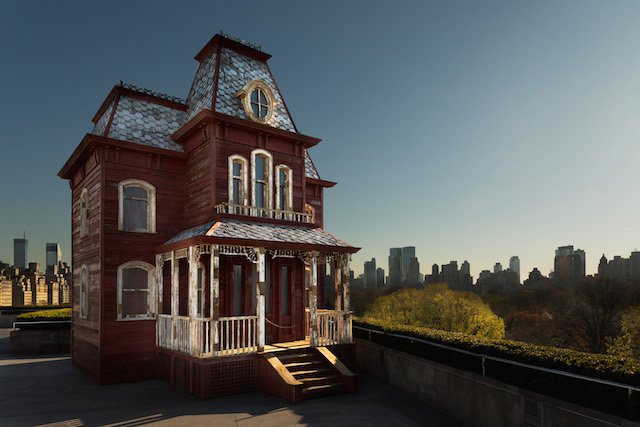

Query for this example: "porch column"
[334,257,342,312]
[256,248,266,352]
[171,250,178,349]
[188,246,198,355]
[342,255,351,342]
[309,252,319,348]
[210,247,219,350]
[171,251,178,316]
[155,254,163,316]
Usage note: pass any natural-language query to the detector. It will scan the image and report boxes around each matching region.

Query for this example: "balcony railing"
[215,203,312,223]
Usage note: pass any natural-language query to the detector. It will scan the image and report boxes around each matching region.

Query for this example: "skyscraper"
[46,243,62,269]
[401,246,416,280]
[13,236,28,270]
[554,245,585,287]
[509,256,520,284]
[389,248,402,286]
[364,258,377,288]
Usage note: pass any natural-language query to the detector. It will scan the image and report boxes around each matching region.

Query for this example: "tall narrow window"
[251,149,272,214]
[118,179,156,233]
[275,165,292,217]
[117,261,154,320]
[255,156,266,208]
[80,264,88,318]
[233,264,243,316]
[265,261,271,313]
[80,188,89,237]
[228,155,248,213]
[281,266,289,315]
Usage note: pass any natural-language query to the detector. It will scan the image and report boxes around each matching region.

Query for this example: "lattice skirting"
[156,349,257,398]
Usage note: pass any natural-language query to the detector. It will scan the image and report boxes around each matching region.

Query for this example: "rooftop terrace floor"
[0,328,465,427]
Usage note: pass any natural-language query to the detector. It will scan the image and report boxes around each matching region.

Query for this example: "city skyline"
[3,2,640,279]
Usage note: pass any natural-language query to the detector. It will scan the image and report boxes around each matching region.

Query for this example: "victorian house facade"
[58,34,358,401]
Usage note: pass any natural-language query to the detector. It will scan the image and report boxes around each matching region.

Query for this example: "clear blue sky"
[2,1,640,280]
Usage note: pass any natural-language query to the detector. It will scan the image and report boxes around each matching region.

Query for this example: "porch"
[154,236,354,359]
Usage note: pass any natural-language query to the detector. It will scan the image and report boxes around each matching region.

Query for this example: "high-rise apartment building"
[13,237,28,270]
[376,268,385,288]
[389,248,402,286]
[401,246,416,280]
[364,258,377,288]
[554,245,585,287]
[494,263,502,274]
[509,256,520,284]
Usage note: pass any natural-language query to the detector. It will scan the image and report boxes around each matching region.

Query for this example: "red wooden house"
[58,34,359,401]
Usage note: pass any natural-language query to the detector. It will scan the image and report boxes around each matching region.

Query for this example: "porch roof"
[158,219,359,253]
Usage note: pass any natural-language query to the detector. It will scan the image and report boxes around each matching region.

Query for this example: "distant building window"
[80,264,88,318]
[117,261,154,320]
[228,155,248,212]
[251,149,273,212]
[118,179,156,233]
[235,79,277,124]
[80,188,89,238]
[275,165,292,216]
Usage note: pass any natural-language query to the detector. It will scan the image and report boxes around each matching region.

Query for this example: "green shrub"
[17,308,71,321]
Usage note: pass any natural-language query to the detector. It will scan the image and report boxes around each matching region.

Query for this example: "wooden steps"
[264,347,356,401]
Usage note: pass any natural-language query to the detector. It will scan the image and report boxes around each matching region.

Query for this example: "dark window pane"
[232,178,241,205]
[259,90,267,105]
[279,170,286,185]
[265,262,271,313]
[256,183,264,208]
[255,156,265,180]
[123,268,148,290]
[279,191,285,211]
[123,199,147,230]
[122,291,147,316]
[281,266,289,315]
[251,103,260,116]
[124,186,148,199]
[233,162,241,177]
[251,89,259,103]
[233,264,242,316]
[260,106,267,118]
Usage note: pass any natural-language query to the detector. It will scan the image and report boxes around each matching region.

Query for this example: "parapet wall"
[356,339,640,427]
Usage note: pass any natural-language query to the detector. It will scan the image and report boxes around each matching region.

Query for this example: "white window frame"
[79,264,88,319]
[251,149,273,211]
[80,188,89,238]
[117,260,155,320]
[275,164,293,215]
[118,179,156,233]
[235,79,277,124]
[228,155,249,209]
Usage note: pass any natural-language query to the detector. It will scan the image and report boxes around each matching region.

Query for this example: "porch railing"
[314,309,353,346]
[215,202,312,223]
[157,314,212,356]
[157,314,258,357]
[217,315,258,356]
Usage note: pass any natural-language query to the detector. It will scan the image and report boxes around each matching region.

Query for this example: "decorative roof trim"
[218,31,261,51]
[118,81,187,104]
[194,34,272,64]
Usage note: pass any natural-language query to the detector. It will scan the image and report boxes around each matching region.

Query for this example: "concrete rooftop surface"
[0,328,465,427]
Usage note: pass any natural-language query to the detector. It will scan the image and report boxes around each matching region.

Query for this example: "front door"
[267,258,304,343]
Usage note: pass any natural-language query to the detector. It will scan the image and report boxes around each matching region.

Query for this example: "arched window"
[305,203,315,224]
[117,261,155,320]
[228,155,248,213]
[80,188,89,238]
[80,264,88,318]
[251,149,273,213]
[275,165,293,217]
[118,179,156,233]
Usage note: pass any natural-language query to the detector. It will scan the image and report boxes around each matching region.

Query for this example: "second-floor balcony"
[214,202,313,224]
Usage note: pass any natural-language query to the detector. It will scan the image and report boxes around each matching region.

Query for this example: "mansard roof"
[86,34,320,178]
[159,219,357,253]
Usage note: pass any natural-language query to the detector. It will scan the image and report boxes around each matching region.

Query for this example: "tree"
[559,277,628,353]
[607,305,640,359]
[364,283,505,339]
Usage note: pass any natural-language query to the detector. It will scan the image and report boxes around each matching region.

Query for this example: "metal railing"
[354,325,640,419]
[215,202,312,223]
